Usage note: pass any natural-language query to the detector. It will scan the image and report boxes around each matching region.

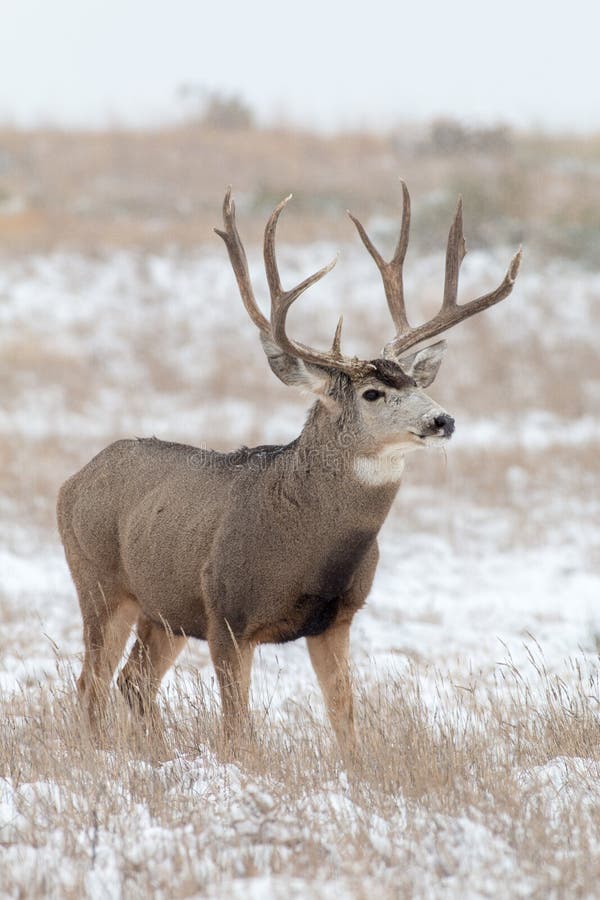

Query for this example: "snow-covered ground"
[0,245,599,897]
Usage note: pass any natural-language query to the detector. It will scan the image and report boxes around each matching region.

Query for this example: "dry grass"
[2,652,600,897]
[1,123,600,259]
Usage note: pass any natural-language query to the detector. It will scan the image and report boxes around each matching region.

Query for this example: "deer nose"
[433,414,455,437]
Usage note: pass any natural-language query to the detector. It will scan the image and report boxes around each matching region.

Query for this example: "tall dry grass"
[2,650,600,897]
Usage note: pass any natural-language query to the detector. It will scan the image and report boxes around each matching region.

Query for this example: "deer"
[57,183,521,753]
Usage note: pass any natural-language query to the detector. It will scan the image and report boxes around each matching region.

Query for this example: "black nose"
[433,414,455,437]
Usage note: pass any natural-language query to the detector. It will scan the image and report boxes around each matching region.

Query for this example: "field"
[0,123,599,898]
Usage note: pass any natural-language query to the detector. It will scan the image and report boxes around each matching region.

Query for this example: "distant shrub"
[178,85,255,130]
[426,117,512,155]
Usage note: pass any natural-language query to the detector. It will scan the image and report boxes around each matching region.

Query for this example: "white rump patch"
[353,448,406,486]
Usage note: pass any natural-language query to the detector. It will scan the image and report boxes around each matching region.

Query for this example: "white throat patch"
[353,447,406,486]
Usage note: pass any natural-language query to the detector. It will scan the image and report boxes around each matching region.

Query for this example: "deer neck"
[289,401,404,524]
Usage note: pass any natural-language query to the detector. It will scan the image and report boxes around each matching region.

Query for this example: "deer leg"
[78,593,139,732]
[208,624,254,741]
[306,620,356,754]
[117,615,187,719]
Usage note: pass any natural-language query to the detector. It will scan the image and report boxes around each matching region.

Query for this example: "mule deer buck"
[58,183,521,751]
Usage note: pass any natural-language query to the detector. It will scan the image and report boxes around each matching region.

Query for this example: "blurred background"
[0,0,598,695]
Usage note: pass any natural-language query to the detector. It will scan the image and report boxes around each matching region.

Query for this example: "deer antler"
[215,188,375,377]
[348,181,522,357]
[217,185,522,376]
[214,188,271,336]
[347,180,411,334]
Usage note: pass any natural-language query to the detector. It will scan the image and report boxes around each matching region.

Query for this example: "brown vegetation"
[2,655,600,897]
[0,122,599,258]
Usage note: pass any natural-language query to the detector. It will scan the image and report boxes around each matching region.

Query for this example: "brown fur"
[58,399,398,747]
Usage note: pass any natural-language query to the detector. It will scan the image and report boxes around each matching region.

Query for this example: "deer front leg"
[306,620,355,755]
[208,622,254,743]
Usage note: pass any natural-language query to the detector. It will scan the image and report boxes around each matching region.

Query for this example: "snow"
[0,245,599,897]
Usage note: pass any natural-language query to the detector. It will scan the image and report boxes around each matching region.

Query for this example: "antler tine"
[443,196,467,310]
[392,180,411,270]
[348,180,411,333]
[331,315,344,357]
[214,187,270,335]
[263,195,337,316]
[262,193,292,303]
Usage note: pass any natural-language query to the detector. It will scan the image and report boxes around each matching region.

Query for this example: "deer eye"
[362,389,385,402]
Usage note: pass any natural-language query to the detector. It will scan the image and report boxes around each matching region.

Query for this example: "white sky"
[0,0,598,131]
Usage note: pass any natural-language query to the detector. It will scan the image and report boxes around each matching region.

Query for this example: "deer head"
[215,184,521,475]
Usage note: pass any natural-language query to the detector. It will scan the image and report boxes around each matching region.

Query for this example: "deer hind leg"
[117,614,187,720]
[77,589,139,732]
[306,619,356,755]
[208,622,255,742]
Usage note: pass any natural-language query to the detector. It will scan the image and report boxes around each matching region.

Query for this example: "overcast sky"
[0,0,598,131]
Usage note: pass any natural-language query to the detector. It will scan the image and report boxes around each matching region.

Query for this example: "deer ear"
[397,340,447,388]
[260,334,331,394]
